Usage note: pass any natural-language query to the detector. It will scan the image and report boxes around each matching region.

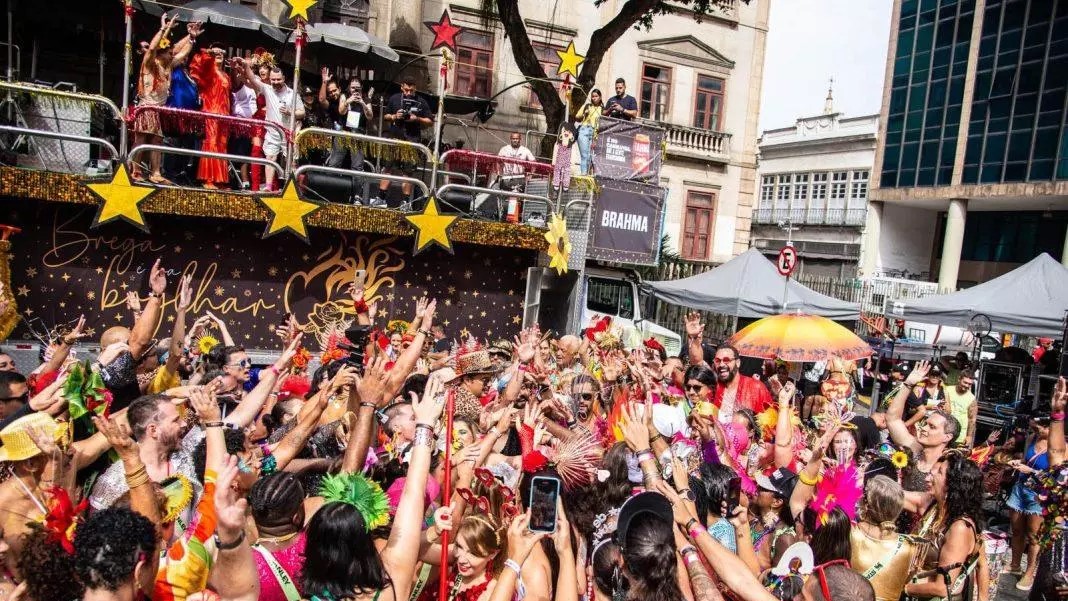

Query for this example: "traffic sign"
[777,246,797,276]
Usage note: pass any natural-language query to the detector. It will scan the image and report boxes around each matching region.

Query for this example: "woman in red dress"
[189,45,232,188]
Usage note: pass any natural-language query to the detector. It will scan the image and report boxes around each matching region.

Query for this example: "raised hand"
[619,399,651,452]
[97,341,130,367]
[189,386,221,422]
[777,381,796,406]
[126,291,142,314]
[276,332,304,368]
[92,414,139,461]
[422,299,438,330]
[505,509,548,564]
[214,456,249,540]
[321,66,332,82]
[413,374,446,425]
[358,356,389,408]
[177,274,194,313]
[149,258,167,295]
[905,360,931,387]
[62,314,88,346]
[1053,376,1067,414]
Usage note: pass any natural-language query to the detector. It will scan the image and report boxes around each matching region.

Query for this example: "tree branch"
[496,0,566,145]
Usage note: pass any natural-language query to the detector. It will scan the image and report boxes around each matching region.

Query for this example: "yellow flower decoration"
[197,335,220,355]
[386,319,409,334]
[891,451,909,469]
[544,213,571,275]
[157,38,171,50]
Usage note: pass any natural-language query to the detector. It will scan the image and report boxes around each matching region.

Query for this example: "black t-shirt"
[433,337,450,353]
[605,94,638,120]
[324,96,344,129]
[385,92,432,142]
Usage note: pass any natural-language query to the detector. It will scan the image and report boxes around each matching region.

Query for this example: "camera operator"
[374,76,432,207]
[602,77,638,121]
[321,68,375,173]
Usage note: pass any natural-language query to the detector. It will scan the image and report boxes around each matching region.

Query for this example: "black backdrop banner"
[591,117,664,182]
[4,205,533,348]
[586,178,665,266]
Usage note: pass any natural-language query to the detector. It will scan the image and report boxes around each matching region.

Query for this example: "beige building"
[264,0,769,264]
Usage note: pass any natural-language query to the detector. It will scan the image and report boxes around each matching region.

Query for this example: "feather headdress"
[811,463,862,525]
[319,472,390,531]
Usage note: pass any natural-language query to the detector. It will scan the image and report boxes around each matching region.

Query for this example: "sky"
[759,0,894,132]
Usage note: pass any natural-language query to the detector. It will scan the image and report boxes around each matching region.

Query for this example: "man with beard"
[711,345,772,421]
[885,360,961,485]
[89,394,205,525]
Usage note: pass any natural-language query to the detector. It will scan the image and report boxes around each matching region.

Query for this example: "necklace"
[255,531,300,545]
[752,516,779,550]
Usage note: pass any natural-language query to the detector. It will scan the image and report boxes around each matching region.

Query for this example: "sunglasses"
[685,383,706,392]
[811,559,851,601]
[228,359,252,369]
[576,392,595,401]
[712,357,735,365]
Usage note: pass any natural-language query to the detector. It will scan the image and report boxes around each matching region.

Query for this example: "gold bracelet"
[126,469,151,489]
[798,471,819,486]
[124,464,147,479]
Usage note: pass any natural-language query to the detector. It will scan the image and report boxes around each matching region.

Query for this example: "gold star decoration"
[258,180,321,242]
[120,282,129,290]
[95,267,103,275]
[460,327,470,339]
[16,286,28,297]
[512,315,521,324]
[86,164,157,231]
[87,291,96,301]
[404,197,457,254]
[61,273,71,281]
[556,41,585,78]
[25,267,36,277]
[174,245,182,253]
[447,286,456,294]
[231,269,243,279]
[544,213,572,275]
[267,267,279,276]
[284,0,317,20]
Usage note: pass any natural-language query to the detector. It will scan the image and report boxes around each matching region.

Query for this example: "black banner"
[591,117,665,182]
[586,178,665,266]
[4,205,533,348]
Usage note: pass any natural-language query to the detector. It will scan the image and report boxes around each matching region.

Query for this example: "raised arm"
[161,275,193,383]
[92,414,162,528]
[341,357,389,473]
[319,67,332,110]
[685,312,706,367]
[170,21,202,66]
[212,458,260,601]
[380,375,447,600]
[38,315,86,377]
[789,426,835,519]
[384,299,436,398]
[886,361,929,453]
[129,258,167,360]
[233,57,264,93]
[271,368,346,471]
[223,334,302,428]
[773,381,797,468]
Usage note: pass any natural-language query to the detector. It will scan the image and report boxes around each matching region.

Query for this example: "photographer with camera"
[321,68,375,174]
[374,76,432,207]
[602,77,638,121]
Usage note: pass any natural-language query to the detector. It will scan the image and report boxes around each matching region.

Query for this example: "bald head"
[558,335,582,365]
[100,326,130,349]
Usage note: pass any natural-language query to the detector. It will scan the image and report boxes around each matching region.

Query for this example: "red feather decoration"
[44,487,88,554]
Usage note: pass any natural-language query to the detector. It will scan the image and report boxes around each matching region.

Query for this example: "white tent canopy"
[643,248,862,321]
[884,253,1068,338]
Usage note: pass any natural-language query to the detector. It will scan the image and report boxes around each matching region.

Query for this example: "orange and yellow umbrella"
[726,313,871,362]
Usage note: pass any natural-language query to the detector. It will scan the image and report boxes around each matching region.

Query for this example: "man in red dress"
[712,345,772,419]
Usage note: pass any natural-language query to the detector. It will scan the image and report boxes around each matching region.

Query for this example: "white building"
[753,91,878,278]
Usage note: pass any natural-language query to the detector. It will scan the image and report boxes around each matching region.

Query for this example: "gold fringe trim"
[296,133,423,165]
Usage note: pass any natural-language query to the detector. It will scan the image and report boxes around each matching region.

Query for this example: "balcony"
[753,207,867,227]
[640,119,731,164]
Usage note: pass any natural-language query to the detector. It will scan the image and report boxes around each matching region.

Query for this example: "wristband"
[1053,412,1065,421]
[418,329,432,337]
[798,471,819,486]
[504,558,523,577]
[688,522,706,540]
[203,421,224,428]
[359,401,377,410]
[649,431,663,444]
[684,517,699,533]
[489,426,501,438]
[635,450,655,464]
[148,291,164,299]
[215,530,246,550]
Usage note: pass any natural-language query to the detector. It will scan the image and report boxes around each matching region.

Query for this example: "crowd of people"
[0,257,1063,601]
[128,14,651,205]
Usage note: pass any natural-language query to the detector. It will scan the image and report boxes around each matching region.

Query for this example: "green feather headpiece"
[318,472,390,531]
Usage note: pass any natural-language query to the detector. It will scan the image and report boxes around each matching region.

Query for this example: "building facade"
[864,0,1068,289]
[753,99,878,279]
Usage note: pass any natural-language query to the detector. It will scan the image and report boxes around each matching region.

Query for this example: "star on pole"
[86,164,157,231]
[284,0,317,21]
[556,41,585,78]
[404,197,457,254]
[257,179,321,242]
[425,10,463,52]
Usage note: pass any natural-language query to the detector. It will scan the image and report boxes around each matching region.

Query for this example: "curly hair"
[73,507,157,592]
[599,443,635,509]
[941,454,985,531]
[17,528,84,601]
[192,427,247,481]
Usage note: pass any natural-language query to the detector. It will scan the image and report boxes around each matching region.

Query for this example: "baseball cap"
[928,363,945,378]
[891,362,909,375]
[614,491,673,548]
[755,467,797,499]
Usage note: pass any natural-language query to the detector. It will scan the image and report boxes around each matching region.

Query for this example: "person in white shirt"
[497,132,535,190]
[229,68,258,189]
[234,58,303,191]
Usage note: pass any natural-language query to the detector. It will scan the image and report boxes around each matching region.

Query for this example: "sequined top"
[253,531,307,601]
[850,528,917,601]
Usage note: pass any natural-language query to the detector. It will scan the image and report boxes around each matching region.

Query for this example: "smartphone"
[724,476,742,518]
[353,269,367,290]
[528,476,561,533]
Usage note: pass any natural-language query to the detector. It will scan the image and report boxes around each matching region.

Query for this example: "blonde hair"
[458,515,504,573]
[861,475,904,535]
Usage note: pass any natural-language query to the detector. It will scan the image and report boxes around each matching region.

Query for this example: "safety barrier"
[127,144,285,188]
[435,183,551,225]
[0,80,123,120]
[293,164,430,206]
[294,127,434,166]
[0,125,119,174]
[129,105,292,144]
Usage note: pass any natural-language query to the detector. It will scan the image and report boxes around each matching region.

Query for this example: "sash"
[252,543,302,601]
[862,536,906,579]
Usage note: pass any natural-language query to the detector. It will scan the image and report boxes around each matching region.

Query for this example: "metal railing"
[435,183,552,222]
[754,206,868,226]
[131,105,292,143]
[640,119,731,161]
[410,165,472,187]
[0,80,122,120]
[0,125,118,173]
[293,164,429,203]
[295,127,434,165]
[127,145,285,187]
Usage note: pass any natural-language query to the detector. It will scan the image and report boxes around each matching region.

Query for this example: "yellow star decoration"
[544,213,572,274]
[86,164,157,231]
[284,0,317,20]
[556,41,585,78]
[404,197,457,254]
[258,179,321,242]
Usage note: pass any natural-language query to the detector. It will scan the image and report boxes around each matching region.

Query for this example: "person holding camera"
[374,76,432,206]
[320,68,375,173]
[602,77,638,121]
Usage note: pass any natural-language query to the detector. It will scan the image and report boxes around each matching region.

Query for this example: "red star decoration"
[424,10,463,52]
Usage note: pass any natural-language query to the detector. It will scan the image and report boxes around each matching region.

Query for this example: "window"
[586,278,635,319]
[527,42,561,108]
[830,172,848,203]
[693,75,725,131]
[850,170,869,203]
[793,173,809,202]
[681,191,716,260]
[760,176,775,203]
[811,172,828,201]
[455,31,494,98]
[640,64,672,121]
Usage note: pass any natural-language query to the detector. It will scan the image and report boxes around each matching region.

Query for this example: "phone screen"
[528,476,560,533]
[724,477,742,518]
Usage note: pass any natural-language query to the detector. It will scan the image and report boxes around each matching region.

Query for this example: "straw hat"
[0,412,69,463]
[450,339,498,383]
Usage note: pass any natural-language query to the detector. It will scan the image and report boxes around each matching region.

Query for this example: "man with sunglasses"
[711,345,773,422]
[884,361,961,483]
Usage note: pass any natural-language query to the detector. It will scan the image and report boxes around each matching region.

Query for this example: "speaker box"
[302,171,360,204]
